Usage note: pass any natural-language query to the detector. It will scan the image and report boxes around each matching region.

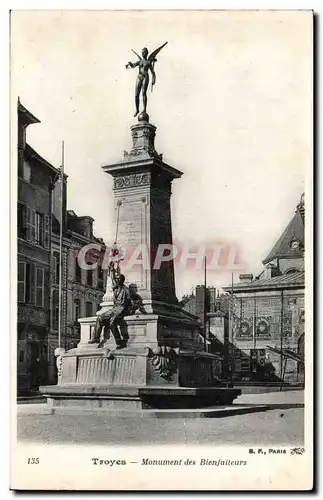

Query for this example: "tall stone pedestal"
[97,119,207,350]
[40,118,241,410]
[101,120,181,309]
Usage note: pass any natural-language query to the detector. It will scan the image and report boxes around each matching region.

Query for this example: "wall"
[203,287,304,383]
[17,163,53,393]
[231,289,304,382]
[279,258,304,274]
[47,233,105,384]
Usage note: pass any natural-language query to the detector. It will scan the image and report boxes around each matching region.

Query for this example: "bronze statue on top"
[126,42,168,121]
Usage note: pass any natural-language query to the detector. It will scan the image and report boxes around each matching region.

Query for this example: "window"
[23,160,31,182]
[98,266,105,291]
[42,344,48,360]
[75,255,82,283]
[74,299,80,324]
[35,212,44,246]
[85,301,93,317]
[86,269,93,287]
[84,251,94,287]
[290,239,300,251]
[18,262,26,303]
[25,263,34,303]
[52,290,59,330]
[18,124,25,149]
[285,268,298,275]
[52,251,60,285]
[36,267,44,307]
[17,203,26,239]
[18,151,24,178]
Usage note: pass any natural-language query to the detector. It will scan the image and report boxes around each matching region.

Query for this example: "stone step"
[17,401,303,418]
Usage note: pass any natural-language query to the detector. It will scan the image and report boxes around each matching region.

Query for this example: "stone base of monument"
[41,385,241,411]
[40,316,241,410]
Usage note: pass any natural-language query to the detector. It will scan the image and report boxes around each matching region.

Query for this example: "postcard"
[10,9,313,491]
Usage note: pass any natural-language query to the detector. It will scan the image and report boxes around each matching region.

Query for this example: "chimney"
[239,273,253,283]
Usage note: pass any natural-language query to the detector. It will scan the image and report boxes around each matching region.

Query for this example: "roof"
[224,270,305,293]
[67,211,94,222]
[25,143,60,176]
[262,200,305,265]
[52,215,105,246]
[17,98,40,125]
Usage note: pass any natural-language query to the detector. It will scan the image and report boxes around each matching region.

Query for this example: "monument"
[40,45,241,410]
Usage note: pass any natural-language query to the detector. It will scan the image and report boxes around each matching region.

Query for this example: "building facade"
[223,194,305,383]
[225,274,305,383]
[182,195,305,383]
[48,204,106,384]
[17,100,107,392]
[17,99,59,394]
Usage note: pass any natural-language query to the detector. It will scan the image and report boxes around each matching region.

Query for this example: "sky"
[11,10,311,297]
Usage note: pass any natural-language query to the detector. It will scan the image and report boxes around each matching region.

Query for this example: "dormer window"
[290,239,300,251]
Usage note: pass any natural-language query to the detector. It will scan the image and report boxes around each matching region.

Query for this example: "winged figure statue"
[126,42,168,119]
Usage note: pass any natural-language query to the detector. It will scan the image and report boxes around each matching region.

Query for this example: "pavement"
[16,390,304,446]
[16,389,304,416]
[17,408,304,446]
[235,389,304,406]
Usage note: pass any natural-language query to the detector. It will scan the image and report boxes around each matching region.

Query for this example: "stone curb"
[17,402,304,418]
[16,397,47,405]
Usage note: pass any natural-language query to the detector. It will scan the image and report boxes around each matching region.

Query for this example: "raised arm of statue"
[110,266,120,290]
[103,264,119,300]
[126,60,140,69]
[126,49,141,69]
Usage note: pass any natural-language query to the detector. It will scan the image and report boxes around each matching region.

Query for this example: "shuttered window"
[24,207,49,248]
[35,212,44,246]
[52,251,60,285]
[74,299,80,324]
[18,262,26,303]
[52,290,59,330]
[17,203,26,239]
[85,301,93,317]
[26,207,36,243]
[25,263,35,304]
[44,214,50,248]
[36,267,44,307]
[75,255,82,283]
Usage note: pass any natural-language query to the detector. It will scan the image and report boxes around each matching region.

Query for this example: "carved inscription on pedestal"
[114,173,151,190]
[116,195,149,290]
[127,325,147,337]
[117,198,147,247]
